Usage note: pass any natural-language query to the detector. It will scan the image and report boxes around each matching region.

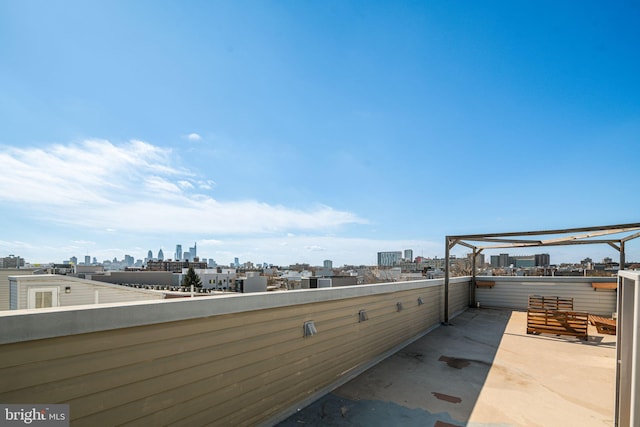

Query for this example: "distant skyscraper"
[535,253,550,267]
[320,259,334,277]
[158,249,164,261]
[404,249,414,262]
[70,256,78,265]
[84,255,91,265]
[147,250,153,260]
[189,242,197,259]
[1,255,24,268]
[175,244,182,261]
[377,251,402,266]
[234,257,240,268]
[499,253,509,267]
[511,255,535,268]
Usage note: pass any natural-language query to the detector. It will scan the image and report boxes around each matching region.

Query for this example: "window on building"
[28,287,59,309]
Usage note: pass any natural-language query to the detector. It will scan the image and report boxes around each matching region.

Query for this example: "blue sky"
[1,1,639,266]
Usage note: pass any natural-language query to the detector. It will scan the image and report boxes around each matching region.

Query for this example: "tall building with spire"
[158,249,164,261]
[189,242,197,260]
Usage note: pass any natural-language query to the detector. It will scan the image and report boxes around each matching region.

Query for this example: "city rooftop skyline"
[7,245,635,269]
[0,1,638,266]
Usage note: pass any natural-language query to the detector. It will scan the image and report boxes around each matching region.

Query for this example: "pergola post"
[471,248,477,307]
[444,236,450,324]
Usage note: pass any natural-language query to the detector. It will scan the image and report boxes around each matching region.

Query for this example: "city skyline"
[13,244,634,269]
[1,2,638,266]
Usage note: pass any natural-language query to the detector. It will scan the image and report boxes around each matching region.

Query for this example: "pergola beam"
[609,242,622,252]
[456,241,477,251]
[448,222,640,241]
[461,237,543,244]
[622,230,640,243]
[477,239,624,251]
[541,227,640,245]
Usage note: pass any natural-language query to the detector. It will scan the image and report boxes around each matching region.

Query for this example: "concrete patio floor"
[278,308,616,427]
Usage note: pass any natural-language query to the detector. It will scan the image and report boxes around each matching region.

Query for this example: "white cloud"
[71,240,95,245]
[178,180,194,190]
[197,180,216,190]
[187,133,202,141]
[199,239,224,246]
[145,176,182,194]
[0,139,364,235]
[0,240,35,250]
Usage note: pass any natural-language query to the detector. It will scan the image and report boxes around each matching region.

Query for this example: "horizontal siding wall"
[0,269,38,310]
[0,280,452,427]
[89,286,163,304]
[475,276,617,316]
[449,279,470,317]
[12,276,163,309]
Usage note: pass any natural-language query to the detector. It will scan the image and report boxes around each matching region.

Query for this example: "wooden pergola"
[443,222,640,323]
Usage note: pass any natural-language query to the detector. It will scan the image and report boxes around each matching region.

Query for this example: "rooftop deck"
[279,307,616,427]
[0,275,625,426]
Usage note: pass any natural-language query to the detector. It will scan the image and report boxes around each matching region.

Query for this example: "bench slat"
[526,308,588,340]
[528,295,574,311]
[589,314,617,335]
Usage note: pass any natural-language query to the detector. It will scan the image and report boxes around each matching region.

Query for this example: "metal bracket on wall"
[303,321,317,337]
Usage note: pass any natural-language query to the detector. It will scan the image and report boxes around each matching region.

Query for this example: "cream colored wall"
[0,282,448,426]
[449,279,470,316]
[11,275,163,309]
[475,276,617,316]
[0,269,38,310]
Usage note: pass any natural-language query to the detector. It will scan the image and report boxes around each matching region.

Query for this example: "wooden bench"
[528,295,573,311]
[591,282,617,291]
[527,308,589,340]
[475,281,495,288]
[589,315,617,335]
